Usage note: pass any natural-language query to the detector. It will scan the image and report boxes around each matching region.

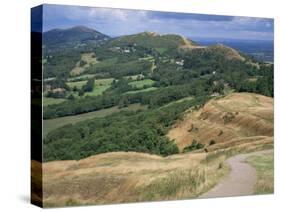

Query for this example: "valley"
[38,25,274,207]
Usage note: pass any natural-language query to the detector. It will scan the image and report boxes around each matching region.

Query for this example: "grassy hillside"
[38,92,274,207]
[39,134,272,207]
[168,93,273,151]
[109,32,199,51]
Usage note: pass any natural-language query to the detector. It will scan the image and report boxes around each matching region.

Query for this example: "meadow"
[43,103,146,137]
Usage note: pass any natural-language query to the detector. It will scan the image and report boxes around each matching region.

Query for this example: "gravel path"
[200,150,273,198]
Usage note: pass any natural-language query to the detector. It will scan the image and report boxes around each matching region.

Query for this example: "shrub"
[79,60,87,67]
[183,139,205,153]
[209,140,216,145]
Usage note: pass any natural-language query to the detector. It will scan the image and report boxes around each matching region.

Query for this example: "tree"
[82,78,95,92]
[118,96,129,108]
[68,94,75,100]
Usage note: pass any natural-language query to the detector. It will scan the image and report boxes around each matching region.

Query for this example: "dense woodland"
[42,26,274,161]
[44,97,207,161]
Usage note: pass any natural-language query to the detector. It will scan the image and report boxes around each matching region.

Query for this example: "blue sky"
[41,4,274,40]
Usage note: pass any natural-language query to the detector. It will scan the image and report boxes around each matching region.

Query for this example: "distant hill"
[43,26,246,62]
[106,31,246,62]
[107,31,199,51]
[43,26,110,50]
[201,44,245,61]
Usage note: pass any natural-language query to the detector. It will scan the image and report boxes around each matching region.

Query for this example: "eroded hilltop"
[168,92,273,151]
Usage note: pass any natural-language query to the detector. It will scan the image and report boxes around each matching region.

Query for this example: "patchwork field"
[43,97,66,106]
[129,79,155,88]
[66,80,87,89]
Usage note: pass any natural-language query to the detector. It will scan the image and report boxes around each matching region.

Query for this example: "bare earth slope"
[168,92,273,152]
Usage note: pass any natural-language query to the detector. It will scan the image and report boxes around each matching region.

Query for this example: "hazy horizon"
[39,4,274,41]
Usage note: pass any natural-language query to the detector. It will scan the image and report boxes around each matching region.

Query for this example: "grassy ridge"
[41,137,272,207]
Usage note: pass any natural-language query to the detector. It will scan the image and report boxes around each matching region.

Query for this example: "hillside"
[108,31,199,51]
[43,26,110,48]
[38,135,272,207]
[36,93,274,207]
[168,93,273,151]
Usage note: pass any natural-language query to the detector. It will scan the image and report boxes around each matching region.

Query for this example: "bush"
[67,94,75,100]
[209,140,216,145]
[79,60,87,67]
[183,139,205,153]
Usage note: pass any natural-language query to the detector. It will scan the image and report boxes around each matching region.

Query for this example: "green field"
[68,74,96,82]
[85,84,111,96]
[84,78,114,96]
[126,87,158,94]
[43,97,66,106]
[129,79,155,89]
[155,47,167,54]
[124,74,144,80]
[138,56,154,61]
[95,78,114,85]
[66,80,87,89]
[43,104,147,137]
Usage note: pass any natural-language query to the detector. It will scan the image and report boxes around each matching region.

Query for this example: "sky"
[40,4,274,41]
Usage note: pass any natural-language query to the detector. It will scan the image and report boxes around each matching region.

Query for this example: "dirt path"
[200,149,273,198]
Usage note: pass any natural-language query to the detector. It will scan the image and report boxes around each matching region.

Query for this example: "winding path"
[200,150,273,198]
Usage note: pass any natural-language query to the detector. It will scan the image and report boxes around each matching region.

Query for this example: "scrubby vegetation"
[43,97,207,161]
[183,140,205,153]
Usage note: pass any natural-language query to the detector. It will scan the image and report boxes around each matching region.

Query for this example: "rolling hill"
[168,93,273,151]
[35,93,273,207]
[43,26,110,50]
[107,31,200,51]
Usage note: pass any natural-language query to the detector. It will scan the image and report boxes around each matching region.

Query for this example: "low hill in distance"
[109,31,199,49]
[43,26,110,49]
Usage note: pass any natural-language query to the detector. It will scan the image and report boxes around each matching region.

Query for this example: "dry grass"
[70,53,98,76]
[167,93,273,151]
[246,152,274,194]
[41,136,272,207]
[41,151,220,207]
[39,92,274,207]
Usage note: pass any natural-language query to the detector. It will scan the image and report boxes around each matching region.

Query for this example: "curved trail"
[200,150,273,198]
